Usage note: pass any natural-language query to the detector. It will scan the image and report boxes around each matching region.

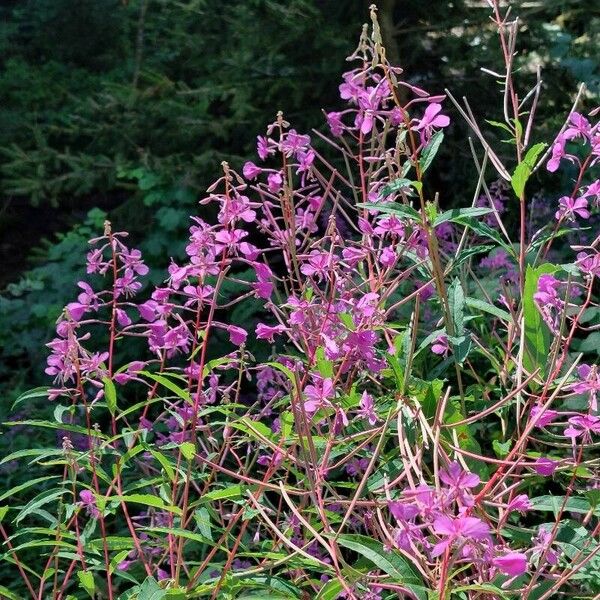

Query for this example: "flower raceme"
[10,6,600,599]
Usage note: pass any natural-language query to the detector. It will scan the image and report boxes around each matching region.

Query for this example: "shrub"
[1,3,599,598]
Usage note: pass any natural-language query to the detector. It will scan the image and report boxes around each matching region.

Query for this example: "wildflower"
[255,323,288,342]
[326,111,345,136]
[280,129,310,157]
[303,377,334,414]
[507,494,532,514]
[66,281,101,321]
[555,196,590,221]
[533,274,563,333]
[226,325,247,346]
[564,414,600,442]
[431,515,491,557]
[531,527,559,566]
[300,250,332,279]
[257,135,272,160]
[243,161,262,180]
[431,335,450,357]
[533,457,558,476]
[493,552,528,577]
[412,103,450,144]
[439,462,479,506]
[267,172,283,193]
[570,364,600,412]
[357,391,379,426]
[79,490,99,519]
[379,246,397,267]
[121,248,148,275]
[530,404,559,428]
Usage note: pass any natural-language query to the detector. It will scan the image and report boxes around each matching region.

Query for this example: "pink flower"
[555,196,590,221]
[303,377,334,414]
[507,494,531,514]
[227,325,247,346]
[431,515,490,557]
[533,457,558,476]
[530,404,559,428]
[243,161,262,180]
[439,462,480,490]
[267,172,283,193]
[357,391,379,426]
[431,335,450,357]
[571,364,600,412]
[79,489,99,519]
[564,414,600,441]
[493,552,528,577]
[257,135,272,160]
[300,250,331,279]
[412,103,450,143]
[255,323,288,343]
[326,111,345,137]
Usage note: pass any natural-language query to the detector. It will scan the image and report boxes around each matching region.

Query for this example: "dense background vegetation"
[1,0,598,469]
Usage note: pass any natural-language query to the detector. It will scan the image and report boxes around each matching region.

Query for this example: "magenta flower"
[227,325,247,346]
[555,196,590,221]
[257,135,272,160]
[300,250,331,279]
[412,103,450,143]
[533,457,558,476]
[357,391,379,426]
[431,335,450,357]
[243,161,262,180]
[79,490,99,519]
[303,377,334,415]
[255,323,288,343]
[493,552,528,577]
[431,515,490,557]
[570,364,600,412]
[439,462,480,490]
[507,494,531,514]
[326,111,345,137]
[267,172,283,193]
[530,404,559,428]
[564,414,600,441]
[280,129,310,157]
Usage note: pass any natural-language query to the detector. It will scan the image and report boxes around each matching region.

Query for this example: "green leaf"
[0,585,22,600]
[448,279,471,364]
[194,507,212,541]
[492,439,511,458]
[511,142,546,198]
[523,264,558,378]
[0,476,60,503]
[179,441,196,461]
[316,579,343,600]
[201,485,244,502]
[138,576,167,600]
[464,297,511,322]
[379,178,413,197]
[16,488,67,524]
[432,207,493,227]
[119,494,182,515]
[103,377,117,416]
[419,131,444,173]
[0,507,8,522]
[359,202,421,222]
[334,534,424,589]
[11,386,49,410]
[139,371,191,404]
[448,216,514,255]
[77,570,95,598]
[530,495,599,516]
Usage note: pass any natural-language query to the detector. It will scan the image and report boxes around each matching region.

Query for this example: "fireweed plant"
[2,3,600,599]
